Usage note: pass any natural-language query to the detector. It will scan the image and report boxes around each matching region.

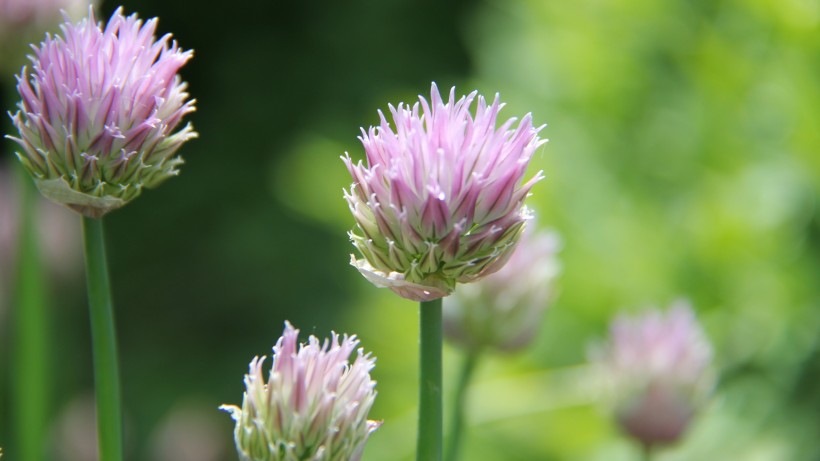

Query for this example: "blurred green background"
[1,0,820,459]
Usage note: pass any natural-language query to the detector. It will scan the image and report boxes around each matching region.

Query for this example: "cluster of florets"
[343,83,545,301]
[221,323,380,461]
[8,7,196,217]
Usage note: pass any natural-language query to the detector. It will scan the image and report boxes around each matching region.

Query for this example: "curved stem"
[417,298,443,461]
[12,165,50,461]
[82,217,123,461]
[444,352,479,461]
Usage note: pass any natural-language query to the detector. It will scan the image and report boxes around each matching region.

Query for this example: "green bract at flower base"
[343,83,545,302]
[7,7,197,218]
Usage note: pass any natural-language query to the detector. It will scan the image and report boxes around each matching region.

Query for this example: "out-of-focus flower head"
[50,394,98,461]
[443,226,560,353]
[220,322,380,461]
[590,301,714,449]
[7,7,197,218]
[149,402,229,461]
[0,0,83,29]
[0,0,86,74]
[343,83,546,301]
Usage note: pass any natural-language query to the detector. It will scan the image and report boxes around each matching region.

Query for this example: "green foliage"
[454,0,820,459]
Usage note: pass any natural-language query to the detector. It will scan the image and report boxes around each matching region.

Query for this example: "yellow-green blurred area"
[1,0,820,459]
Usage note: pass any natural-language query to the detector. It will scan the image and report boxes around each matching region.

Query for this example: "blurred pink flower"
[0,0,83,28]
[443,226,560,353]
[221,322,380,461]
[149,402,229,461]
[50,394,99,461]
[7,7,196,218]
[343,83,546,301]
[0,0,87,74]
[591,301,714,448]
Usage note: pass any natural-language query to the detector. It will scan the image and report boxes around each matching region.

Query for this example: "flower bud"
[443,227,560,353]
[221,322,380,461]
[591,301,714,448]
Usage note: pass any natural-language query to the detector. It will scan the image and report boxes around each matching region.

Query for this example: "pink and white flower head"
[7,7,197,218]
[220,322,381,461]
[443,226,560,353]
[591,301,715,448]
[343,83,546,302]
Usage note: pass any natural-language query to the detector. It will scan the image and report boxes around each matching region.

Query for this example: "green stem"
[642,443,654,461]
[82,216,123,461]
[444,352,479,461]
[417,298,443,461]
[12,164,50,461]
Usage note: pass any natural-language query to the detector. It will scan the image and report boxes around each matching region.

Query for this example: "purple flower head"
[591,301,714,448]
[220,322,381,461]
[443,226,560,353]
[7,7,196,218]
[343,83,546,301]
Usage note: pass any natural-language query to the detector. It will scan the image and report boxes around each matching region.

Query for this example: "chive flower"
[443,226,560,353]
[220,322,380,461]
[591,302,714,449]
[7,7,197,218]
[343,83,546,301]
